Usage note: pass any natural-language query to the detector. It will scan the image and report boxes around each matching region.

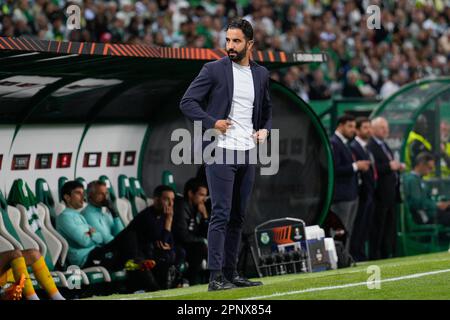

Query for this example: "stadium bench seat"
[55,176,69,216]
[118,175,140,218]
[35,178,58,226]
[99,175,132,226]
[0,234,15,252]
[161,170,177,192]
[129,177,151,212]
[58,176,68,202]
[1,187,69,288]
[161,170,183,198]
[399,202,443,255]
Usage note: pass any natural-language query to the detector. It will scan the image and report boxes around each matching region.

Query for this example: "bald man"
[367,117,405,260]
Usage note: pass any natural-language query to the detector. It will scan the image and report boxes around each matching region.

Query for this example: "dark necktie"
[365,145,378,181]
[380,141,393,161]
[344,141,355,160]
[380,140,399,183]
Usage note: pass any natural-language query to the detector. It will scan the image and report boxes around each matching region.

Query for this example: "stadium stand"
[0,0,448,101]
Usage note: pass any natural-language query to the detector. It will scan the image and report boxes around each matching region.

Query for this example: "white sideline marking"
[114,291,200,300]
[109,261,450,300]
[240,268,450,300]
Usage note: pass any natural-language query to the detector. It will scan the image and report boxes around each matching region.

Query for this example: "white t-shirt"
[217,62,256,151]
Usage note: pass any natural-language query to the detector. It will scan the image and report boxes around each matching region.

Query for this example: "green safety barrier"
[309,97,382,134]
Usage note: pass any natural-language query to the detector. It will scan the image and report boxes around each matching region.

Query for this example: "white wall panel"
[7,125,85,198]
[75,124,148,192]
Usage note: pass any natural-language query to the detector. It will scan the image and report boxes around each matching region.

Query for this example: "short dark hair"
[61,180,84,203]
[153,185,175,198]
[183,178,208,199]
[225,19,254,41]
[414,152,434,167]
[87,180,106,196]
[355,117,370,129]
[337,114,356,126]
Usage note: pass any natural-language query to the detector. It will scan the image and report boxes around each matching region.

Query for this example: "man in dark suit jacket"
[180,19,270,291]
[367,117,405,260]
[349,117,377,261]
[330,114,370,251]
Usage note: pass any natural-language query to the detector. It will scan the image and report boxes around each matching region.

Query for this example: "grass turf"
[87,251,450,300]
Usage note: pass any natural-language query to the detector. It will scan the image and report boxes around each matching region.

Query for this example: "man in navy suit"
[349,117,377,261]
[367,117,405,260]
[180,19,271,291]
[330,114,370,251]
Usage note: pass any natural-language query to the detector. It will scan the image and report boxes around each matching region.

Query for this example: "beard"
[227,46,247,62]
[344,132,355,140]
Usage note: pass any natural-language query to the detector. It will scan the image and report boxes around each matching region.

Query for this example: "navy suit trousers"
[205,147,256,272]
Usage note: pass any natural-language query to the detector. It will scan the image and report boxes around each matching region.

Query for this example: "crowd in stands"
[1,0,449,100]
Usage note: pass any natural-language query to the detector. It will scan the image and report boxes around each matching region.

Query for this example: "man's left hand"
[253,129,269,144]
[156,241,171,250]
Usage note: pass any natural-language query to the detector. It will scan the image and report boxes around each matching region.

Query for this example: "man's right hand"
[356,160,371,171]
[86,227,96,236]
[197,201,209,219]
[214,119,232,134]
[437,202,449,210]
[389,160,401,171]
[106,199,120,218]
[163,200,174,218]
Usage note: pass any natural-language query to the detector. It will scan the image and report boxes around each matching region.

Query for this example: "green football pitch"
[89,251,450,300]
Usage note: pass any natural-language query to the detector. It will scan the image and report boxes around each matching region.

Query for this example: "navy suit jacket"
[180,56,273,137]
[367,137,401,206]
[330,134,358,202]
[350,139,375,197]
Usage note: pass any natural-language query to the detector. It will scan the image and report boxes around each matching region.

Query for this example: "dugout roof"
[371,77,450,165]
[0,36,326,124]
[0,37,333,227]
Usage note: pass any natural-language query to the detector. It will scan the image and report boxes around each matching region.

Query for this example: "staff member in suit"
[350,117,377,261]
[180,19,270,291]
[330,114,371,251]
[368,117,405,260]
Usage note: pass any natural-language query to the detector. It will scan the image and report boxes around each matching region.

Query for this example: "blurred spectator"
[0,0,448,98]
[342,70,364,98]
[380,71,401,98]
[308,68,331,100]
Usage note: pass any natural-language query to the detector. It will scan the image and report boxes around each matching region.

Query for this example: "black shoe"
[230,275,263,287]
[208,275,237,291]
